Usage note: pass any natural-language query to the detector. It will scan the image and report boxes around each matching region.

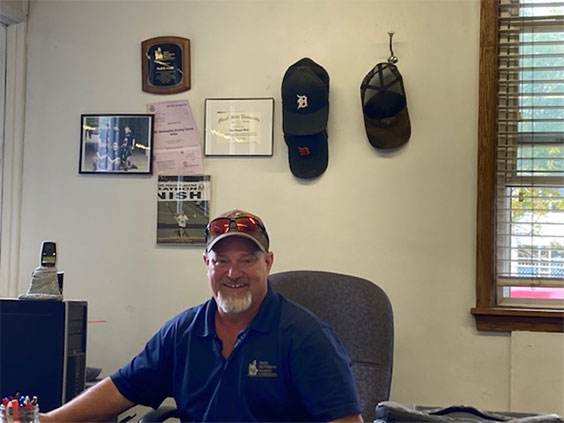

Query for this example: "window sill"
[471,307,564,332]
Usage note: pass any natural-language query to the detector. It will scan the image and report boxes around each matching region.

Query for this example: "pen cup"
[0,403,39,423]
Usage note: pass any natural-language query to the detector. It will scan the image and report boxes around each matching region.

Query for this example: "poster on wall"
[156,175,210,245]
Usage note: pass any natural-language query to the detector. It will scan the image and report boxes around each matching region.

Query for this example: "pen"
[10,399,19,421]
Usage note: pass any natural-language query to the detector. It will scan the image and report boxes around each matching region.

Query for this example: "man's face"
[204,236,273,315]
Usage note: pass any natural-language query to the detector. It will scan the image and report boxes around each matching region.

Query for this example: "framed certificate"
[204,98,274,156]
[141,36,190,94]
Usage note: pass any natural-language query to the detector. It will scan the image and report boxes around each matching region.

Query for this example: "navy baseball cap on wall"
[284,131,329,179]
[281,58,330,178]
[282,58,330,136]
[360,62,411,149]
[285,57,330,93]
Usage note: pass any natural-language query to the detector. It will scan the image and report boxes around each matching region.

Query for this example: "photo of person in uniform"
[80,115,153,174]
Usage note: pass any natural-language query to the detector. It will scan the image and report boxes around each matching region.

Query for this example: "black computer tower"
[0,299,87,412]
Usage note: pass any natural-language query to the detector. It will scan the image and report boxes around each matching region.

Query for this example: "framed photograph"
[204,98,274,156]
[141,36,191,94]
[79,114,154,174]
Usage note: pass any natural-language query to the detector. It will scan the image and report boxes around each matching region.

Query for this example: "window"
[472,0,564,332]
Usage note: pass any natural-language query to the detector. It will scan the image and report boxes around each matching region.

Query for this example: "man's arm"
[329,413,363,422]
[40,377,135,423]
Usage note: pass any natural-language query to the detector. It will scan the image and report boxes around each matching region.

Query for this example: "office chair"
[139,270,394,422]
[269,270,394,422]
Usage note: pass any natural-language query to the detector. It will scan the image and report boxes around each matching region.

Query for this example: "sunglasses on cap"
[205,216,269,242]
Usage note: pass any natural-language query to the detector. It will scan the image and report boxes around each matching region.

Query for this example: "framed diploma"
[204,98,275,156]
[141,36,190,94]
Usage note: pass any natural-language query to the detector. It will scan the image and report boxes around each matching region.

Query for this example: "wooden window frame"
[471,0,564,333]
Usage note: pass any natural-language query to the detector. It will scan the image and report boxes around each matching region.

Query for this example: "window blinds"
[496,0,564,292]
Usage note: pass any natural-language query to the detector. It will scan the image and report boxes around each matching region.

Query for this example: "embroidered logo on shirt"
[248,360,258,376]
[248,360,278,377]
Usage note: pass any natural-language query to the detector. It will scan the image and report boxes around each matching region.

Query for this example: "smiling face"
[204,236,274,317]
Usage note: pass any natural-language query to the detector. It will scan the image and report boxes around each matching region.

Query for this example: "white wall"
[0,0,28,24]
[14,0,563,416]
[511,332,564,414]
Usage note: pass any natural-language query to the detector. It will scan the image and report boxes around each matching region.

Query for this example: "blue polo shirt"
[111,284,361,422]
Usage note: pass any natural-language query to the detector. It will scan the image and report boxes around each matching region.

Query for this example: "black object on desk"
[0,299,87,412]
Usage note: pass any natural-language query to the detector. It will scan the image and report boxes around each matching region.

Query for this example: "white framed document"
[204,98,274,156]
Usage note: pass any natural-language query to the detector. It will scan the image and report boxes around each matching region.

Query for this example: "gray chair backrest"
[269,270,394,422]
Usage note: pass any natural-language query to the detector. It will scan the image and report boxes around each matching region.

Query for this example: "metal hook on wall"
[388,31,398,64]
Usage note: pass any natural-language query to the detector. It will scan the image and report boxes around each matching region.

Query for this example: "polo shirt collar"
[196,281,280,337]
[248,281,279,334]
[200,297,217,337]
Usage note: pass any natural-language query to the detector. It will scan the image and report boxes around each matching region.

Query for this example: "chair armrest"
[138,406,182,423]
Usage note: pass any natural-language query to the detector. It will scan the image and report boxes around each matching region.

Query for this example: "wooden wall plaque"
[141,36,190,94]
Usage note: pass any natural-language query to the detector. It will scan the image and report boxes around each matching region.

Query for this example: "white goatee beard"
[216,289,252,314]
